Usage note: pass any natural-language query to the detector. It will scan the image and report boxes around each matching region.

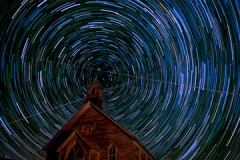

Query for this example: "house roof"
[56,129,100,152]
[42,101,154,158]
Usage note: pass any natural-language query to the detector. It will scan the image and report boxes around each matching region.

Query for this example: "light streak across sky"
[0,0,239,159]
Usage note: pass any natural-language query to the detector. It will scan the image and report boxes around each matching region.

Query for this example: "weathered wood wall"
[71,106,134,160]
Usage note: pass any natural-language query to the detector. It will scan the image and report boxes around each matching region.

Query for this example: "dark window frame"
[108,144,117,160]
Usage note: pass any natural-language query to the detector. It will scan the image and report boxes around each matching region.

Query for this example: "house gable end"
[43,101,154,159]
[88,103,153,157]
[42,101,92,151]
[56,130,90,153]
[55,130,101,160]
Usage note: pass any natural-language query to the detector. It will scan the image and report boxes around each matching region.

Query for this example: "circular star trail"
[0,0,239,159]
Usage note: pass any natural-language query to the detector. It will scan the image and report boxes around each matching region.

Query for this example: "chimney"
[86,78,103,110]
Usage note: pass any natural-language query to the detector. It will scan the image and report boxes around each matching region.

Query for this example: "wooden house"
[42,80,154,160]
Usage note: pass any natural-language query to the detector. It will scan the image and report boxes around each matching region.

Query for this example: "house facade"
[42,80,154,160]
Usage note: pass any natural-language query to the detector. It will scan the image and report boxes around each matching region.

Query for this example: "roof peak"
[93,75,99,84]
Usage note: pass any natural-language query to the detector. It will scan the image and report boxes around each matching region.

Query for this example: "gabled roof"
[42,101,153,158]
[42,101,92,151]
[56,129,100,152]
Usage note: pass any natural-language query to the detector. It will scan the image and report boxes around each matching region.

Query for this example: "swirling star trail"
[0,0,239,159]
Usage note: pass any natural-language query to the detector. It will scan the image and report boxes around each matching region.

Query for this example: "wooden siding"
[70,106,134,160]
[89,150,100,160]
[43,102,154,160]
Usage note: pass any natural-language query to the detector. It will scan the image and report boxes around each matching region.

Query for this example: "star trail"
[0,0,239,159]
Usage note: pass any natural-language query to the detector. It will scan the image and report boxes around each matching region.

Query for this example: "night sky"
[0,0,239,159]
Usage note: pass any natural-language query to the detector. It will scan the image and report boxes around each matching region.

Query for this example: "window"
[65,142,84,160]
[91,89,95,95]
[108,145,116,160]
